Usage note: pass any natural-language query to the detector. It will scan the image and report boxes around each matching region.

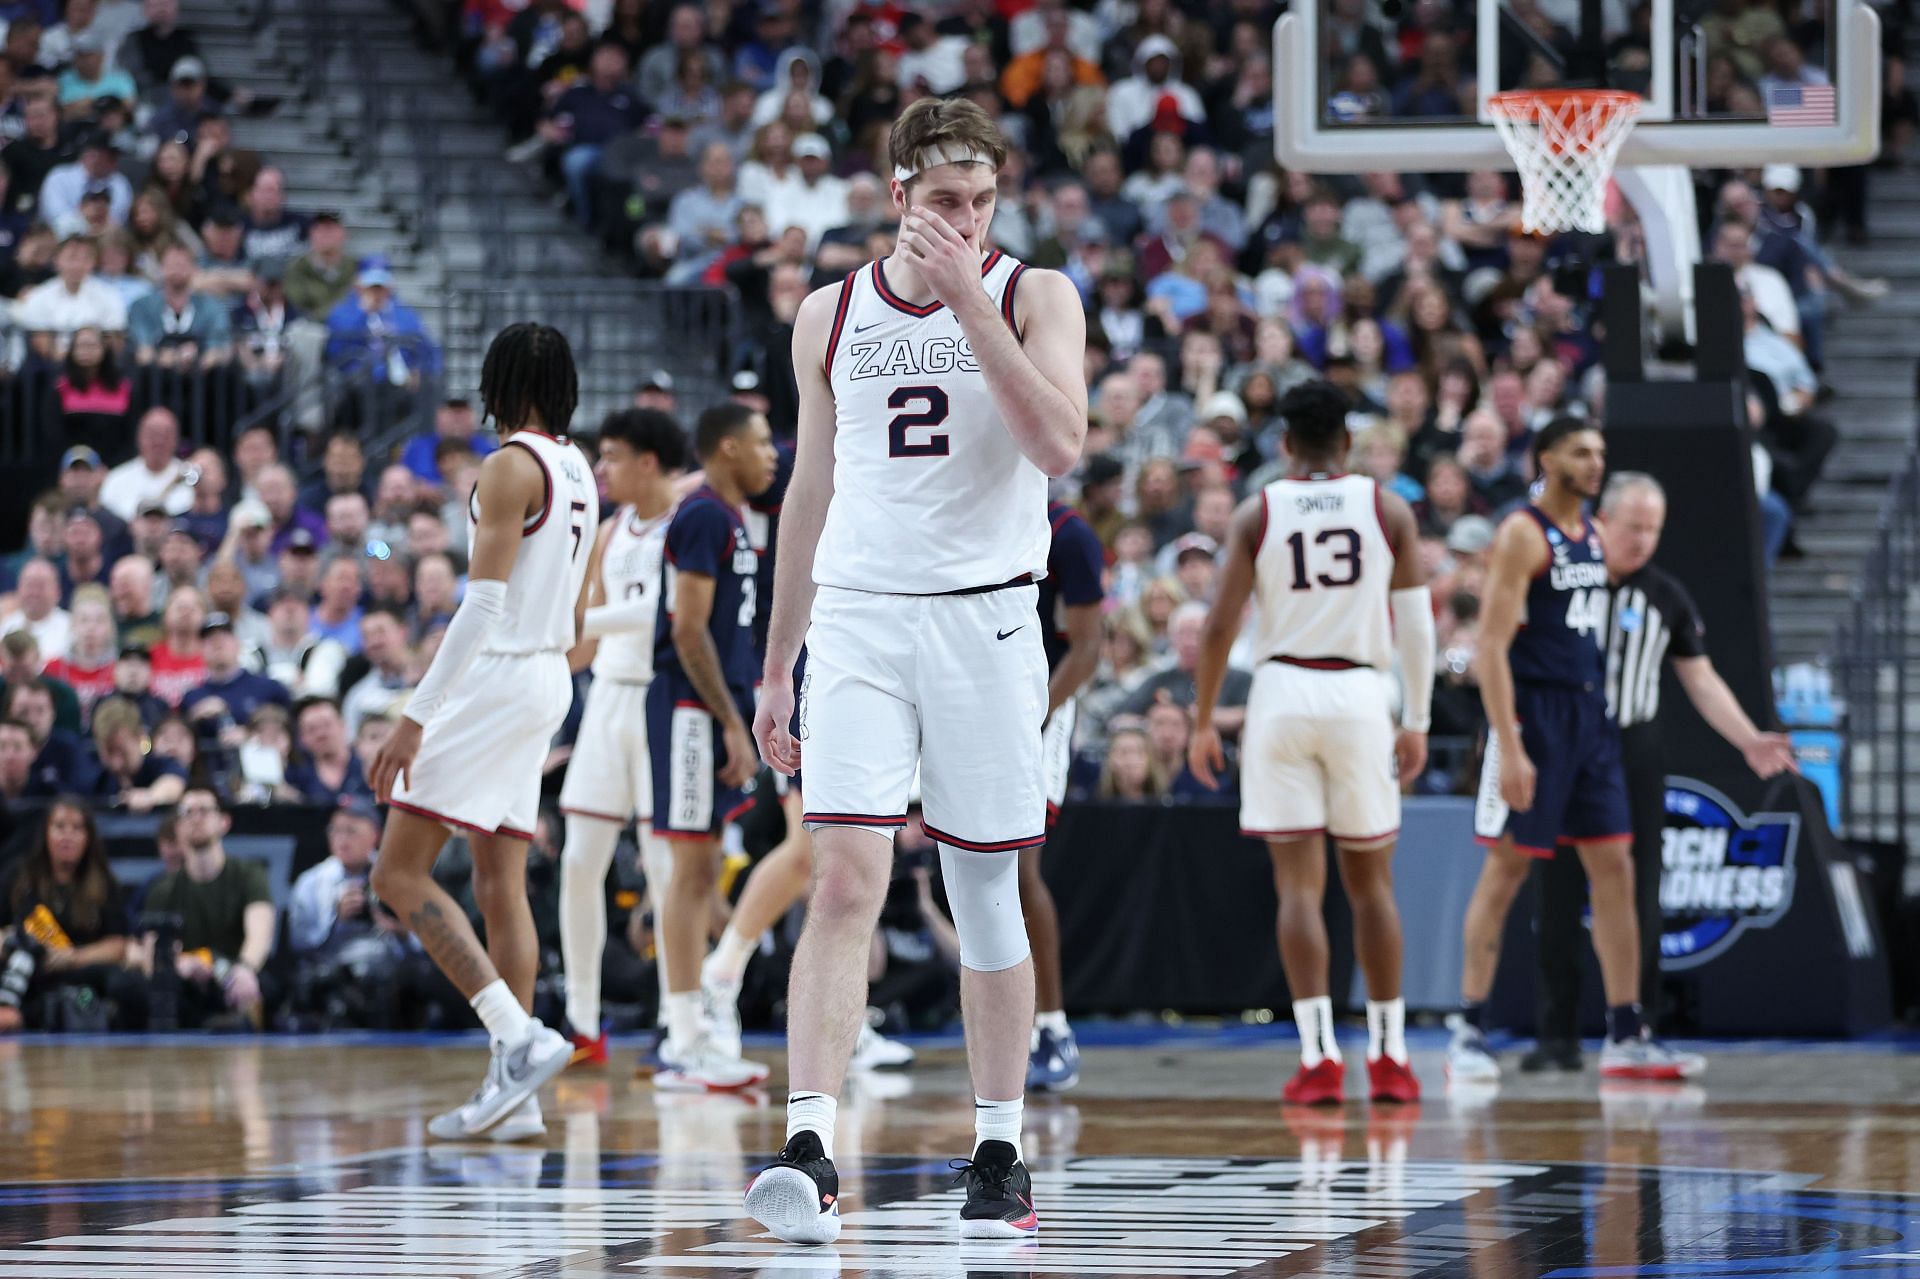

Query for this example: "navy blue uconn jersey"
[1511,505,1610,689]
[1039,501,1106,672]
[743,443,793,661]
[655,486,759,697]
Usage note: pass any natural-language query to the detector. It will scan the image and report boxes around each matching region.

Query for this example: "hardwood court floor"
[0,1031,1917,1277]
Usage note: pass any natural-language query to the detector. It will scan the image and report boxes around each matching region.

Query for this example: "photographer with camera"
[0,796,143,1033]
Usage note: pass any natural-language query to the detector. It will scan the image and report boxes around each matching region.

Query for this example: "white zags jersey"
[813,252,1050,594]
[1250,474,1396,670]
[473,430,600,655]
[592,504,670,682]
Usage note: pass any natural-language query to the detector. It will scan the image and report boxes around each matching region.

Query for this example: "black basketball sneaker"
[952,1140,1040,1238]
[744,1130,841,1244]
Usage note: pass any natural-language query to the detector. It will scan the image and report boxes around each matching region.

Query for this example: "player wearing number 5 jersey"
[745,98,1087,1246]
[1449,416,1704,1085]
[647,403,779,1092]
[368,323,598,1142]
[1188,382,1428,1107]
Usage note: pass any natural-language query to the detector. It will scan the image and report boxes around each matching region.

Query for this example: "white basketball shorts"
[1042,699,1076,827]
[800,582,1049,851]
[391,650,572,842]
[558,677,650,825]
[1239,662,1400,845]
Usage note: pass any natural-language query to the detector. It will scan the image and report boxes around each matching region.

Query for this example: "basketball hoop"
[1486,89,1643,235]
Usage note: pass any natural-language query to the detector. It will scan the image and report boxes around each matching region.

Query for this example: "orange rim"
[1485,89,1644,121]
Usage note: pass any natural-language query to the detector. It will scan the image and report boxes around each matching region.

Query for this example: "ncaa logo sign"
[1660,777,1800,970]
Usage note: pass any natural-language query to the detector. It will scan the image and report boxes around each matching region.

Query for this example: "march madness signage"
[1660,776,1801,970]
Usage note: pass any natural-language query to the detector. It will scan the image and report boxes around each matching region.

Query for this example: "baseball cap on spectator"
[78,128,117,155]
[1199,391,1247,427]
[61,445,101,470]
[1762,164,1801,194]
[285,528,318,554]
[204,204,242,229]
[232,498,271,529]
[119,642,151,663]
[136,498,170,519]
[334,793,382,829]
[1172,533,1218,563]
[637,370,674,393]
[67,506,101,530]
[170,56,207,82]
[1083,452,1125,487]
[310,209,343,226]
[80,184,112,205]
[357,256,395,288]
[72,30,106,54]
[1446,515,1497,557]
[201,611,235,636]
[792,134,832,161]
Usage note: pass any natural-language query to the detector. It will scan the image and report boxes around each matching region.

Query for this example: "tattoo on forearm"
[678,631,742,731]
[408,898,490,994]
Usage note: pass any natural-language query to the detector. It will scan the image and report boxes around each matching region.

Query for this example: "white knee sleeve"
[560,815,620,1032]
[936,844,1031,973]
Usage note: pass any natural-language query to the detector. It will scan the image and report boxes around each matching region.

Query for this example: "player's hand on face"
[1744,731,1798,779]
[898,209,980,308]
[1499,741,1537,811]
[753,680,799,776]
[369,717,423,803]
[1394,729,1427,784]
[1188,723,1226,790]
[720,720,758,789]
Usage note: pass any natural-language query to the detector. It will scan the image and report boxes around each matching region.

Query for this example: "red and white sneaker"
[1367,1054,1421,1103]
[1600,1035,1706,1080]
[1282,1058,1346,1106]
[654,1036,770,1093]
[567,1029,608,1068]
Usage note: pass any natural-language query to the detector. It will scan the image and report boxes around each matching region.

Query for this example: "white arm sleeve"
[582,596,653,640]
[403,578,507,726]
[1390,586,1436,733]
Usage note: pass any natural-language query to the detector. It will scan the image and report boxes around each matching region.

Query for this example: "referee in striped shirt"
[1524,473,1797,1071]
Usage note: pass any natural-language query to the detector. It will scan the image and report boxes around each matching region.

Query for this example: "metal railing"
[1830,434,1920,853]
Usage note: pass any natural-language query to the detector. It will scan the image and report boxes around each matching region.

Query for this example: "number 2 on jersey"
[1286,527,1362,590]
[887,385,950,458]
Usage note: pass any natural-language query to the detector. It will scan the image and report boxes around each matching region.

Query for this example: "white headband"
[892,145,994,183]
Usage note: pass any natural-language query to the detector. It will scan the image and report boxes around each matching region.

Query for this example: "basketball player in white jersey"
[557,408,687,1067]
[369,323,599,1139]
[1189,381,1431,1107]
[743,98,1087,1244]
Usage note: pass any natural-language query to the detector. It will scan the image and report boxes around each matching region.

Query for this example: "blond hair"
[887,97,1007,191]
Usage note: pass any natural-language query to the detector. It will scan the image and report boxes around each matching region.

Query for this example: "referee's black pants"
[1535,728,1665,1040]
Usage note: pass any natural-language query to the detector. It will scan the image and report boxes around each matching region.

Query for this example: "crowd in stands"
[0,0,1899,1034]
[0,0,444,445]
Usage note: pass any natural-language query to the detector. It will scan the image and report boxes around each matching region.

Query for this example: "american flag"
[1767,83,1837,127]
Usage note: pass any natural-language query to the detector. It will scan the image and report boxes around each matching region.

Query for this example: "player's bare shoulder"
[792,282,848,372]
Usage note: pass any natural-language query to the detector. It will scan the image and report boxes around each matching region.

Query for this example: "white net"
[1486,91,1642,234]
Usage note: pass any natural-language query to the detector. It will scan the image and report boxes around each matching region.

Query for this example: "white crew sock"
[787,1091,837,1159]
[471,979,533,1048]
[704,924,756,990]
[1034,1009,1069,1037]
[559,816,621,1033]
[974,1096,1024,1161]
[1293,996,1341,1067]
[1367,997,1408,1064]
[663,991,703,1052]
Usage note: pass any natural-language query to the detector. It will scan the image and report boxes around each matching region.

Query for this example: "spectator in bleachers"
[215,499,273,601]
[141,137,203,231]
[43,583,113,714]
[1457,408,1529,509]
[93,227,149,304]
[286,792,423,1019]
[0,717,35,810]
[657,140,741,281]
[398,397,492,485]
[5,675,91,794]
[364,468,414,552]
[59,506,109,595]
[192,204,254,297]
[285,695,367,803]
[276,209,353,323]
[133,786,273,1028]
[534,39,646,233]
[300,428,370,511]
[1104,34,1202,141]
[0,796,138,1033]
[1116,600,1251,735]
[1,628,81,732]
[1740,286,1837,514]
[255,463,322,555]
[307,555,362,656]
[156,522,202,605]
[56,31,132,119]
[319,493,369,566]
[231,255,296,386]
[638,5,721,106]
[1,94,68,213]
[182,608,286,726]
[1,557,70,659]
[238,166,305,263]
[89,695,184,810]
[336,603,412,733]
[140,57,214,138]
[17,232,125,356]
[321,256,441,385]
[202,559,263,651]
[411,551,457,636]
[105,642,163,725]
[106,551,156,642]
[38,130,127,227]
[609,112,697,250]
[1097,720,1167,801]
[127,239,232,368]
[98,406,184,519]
[147,583,205,705]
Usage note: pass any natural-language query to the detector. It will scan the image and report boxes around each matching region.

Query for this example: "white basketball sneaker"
[427,1022,570,1139]
[654,1035,770,1092]
[1444,1013,1502,1083]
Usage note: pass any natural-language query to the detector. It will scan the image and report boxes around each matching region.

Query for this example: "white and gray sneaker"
[1445,1014,1501,1083]
[654,1035,769,1093]
[701,979,743,1062]
[1600,1034,1707,1081]
[488,1096,546,1143]
[426,1023,571,1140]
[851,1013,915,1071]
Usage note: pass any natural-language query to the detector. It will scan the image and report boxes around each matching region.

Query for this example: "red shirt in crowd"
[148,643,207,707]
[43,654,116,717]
